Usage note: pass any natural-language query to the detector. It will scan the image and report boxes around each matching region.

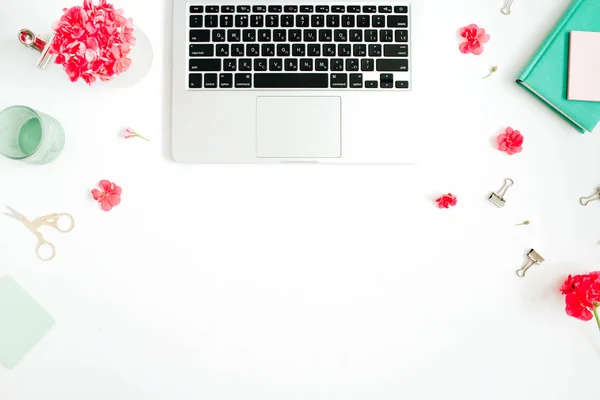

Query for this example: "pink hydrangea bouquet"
[49,0,135,85]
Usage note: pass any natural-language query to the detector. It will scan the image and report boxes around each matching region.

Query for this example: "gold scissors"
[3,206,75,261]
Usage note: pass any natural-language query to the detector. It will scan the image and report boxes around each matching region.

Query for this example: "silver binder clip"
[18,29,55,69]
[501,0,514,15]
[488,178,514,208]
[580,187,600,206]
[516,249,544,277]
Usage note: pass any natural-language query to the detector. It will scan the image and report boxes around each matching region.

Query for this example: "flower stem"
[594,306,600,332]
[482,66,498,79]
[134,133,150,141]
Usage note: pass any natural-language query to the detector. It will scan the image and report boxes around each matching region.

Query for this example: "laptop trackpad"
[256,96,341,158]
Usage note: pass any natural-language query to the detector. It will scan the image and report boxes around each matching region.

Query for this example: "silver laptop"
[171,1,421,163]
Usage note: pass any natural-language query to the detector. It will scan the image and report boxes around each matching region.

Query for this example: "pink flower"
[459,24,490,55]
[49,0,135,85]
[124,127,149,141]
[497,127,524,155]
[91,180,122,211]
[436,193,457,209]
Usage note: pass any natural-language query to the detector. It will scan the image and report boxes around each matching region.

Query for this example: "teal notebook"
[517,0,600,133]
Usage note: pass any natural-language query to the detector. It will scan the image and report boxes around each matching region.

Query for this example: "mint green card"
[0,276,55,369]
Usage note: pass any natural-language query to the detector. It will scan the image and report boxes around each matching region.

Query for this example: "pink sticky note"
[568,31,600,102]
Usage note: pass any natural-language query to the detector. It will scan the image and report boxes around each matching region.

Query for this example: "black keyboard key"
[190,6,203,13]
[223,59,237,71]
[366,30,378,42]
[394,6,408,13]
[349,30,362,42]
[384,44,408,57]
[395,80,409,89]
[380,30,393,42]
[284,58,298,71]
[247,44,260,57]
[254,58,268,71]
[205,15,218,27]
[332,59,344,71]
[332,5,345,12]
[319,29,332,42]
[268,5,282,12]
[235,73,252,88]
[243,29,256,41]
[316,6,329,12]
[338,44,351,56]
[361,58,374,71]
[258,29,271,41]
[235,15,249,27]
[311,15,325,27]
[190,30,210,42]
[350,73,363,88]
[282,14,294,27]
[315,58,328,71]
[387,15,408,28]
[372,15,385,27]
[368,44,382,56]
[237,5,251,12]
[289,30,302,42]
[269,58,283,71]
[363,5,376,13]
[296,14,309,27]
[300,58,313,71]
[228,29,241,42]
[334,29,348,42]
[239,58,252,71]
[353,44,366,56]
[377,59,408,71]
[292,44,305,56]
[308,44,321,56]
[323,43,336,56]
[219,73,233,88]
[266,15,279,27]
[212,30,226,42]
[206,5,219,13]
[189,73,202,88]
[331,73,347,88]
[204,73,218,87]
[274,29,287,42]
[261,43,275,56]
[326,15,340,27]
[284,5,298,12]
[348,5,361,12]
[379,6,393,13]
[300,6,314,12]
[395,29,408,42]
[231,43,244,56]
[220,15,233,27]
[190,59,221,71]
[381,81,393,88]
[190,15,203,28]
[365,80,378,88]
[357,15,370,27]
[277,44,290,56]
[304,29,317,42]
[190,44,214,57]
[253,5,267,12]
[254,73,329,88]
[216,44,229,56]
[221,5,235,13]
[380,73,393,81]
[346,58,359,71]
[342,15,355,27]
[251,15,264,27]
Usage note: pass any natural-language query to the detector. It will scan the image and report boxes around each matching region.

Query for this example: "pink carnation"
[49,0,136,85]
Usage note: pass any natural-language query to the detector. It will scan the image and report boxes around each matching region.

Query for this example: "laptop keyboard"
[187,4,410,90]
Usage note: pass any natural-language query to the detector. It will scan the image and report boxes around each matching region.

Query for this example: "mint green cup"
[0,106,65,164]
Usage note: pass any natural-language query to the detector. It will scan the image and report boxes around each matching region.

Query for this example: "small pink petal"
[478,33,490,43]
[471,43,484,55]
[100,199,113,211]
[107,194,121,207]
[99,180,112,191]
[459,42,470,54]
[91,189,102,201]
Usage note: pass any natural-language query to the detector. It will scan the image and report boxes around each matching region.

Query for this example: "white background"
[1,0,600,399]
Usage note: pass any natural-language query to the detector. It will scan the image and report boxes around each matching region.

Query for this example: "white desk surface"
[2,0,600,399]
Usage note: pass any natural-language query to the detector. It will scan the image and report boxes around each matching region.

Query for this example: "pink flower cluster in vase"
[49,0,135,85]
